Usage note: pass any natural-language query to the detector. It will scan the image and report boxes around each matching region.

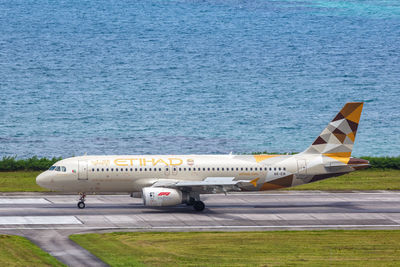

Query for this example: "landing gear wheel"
[186,197,196,206]
[77,201,85,209]
[193,201,205,211]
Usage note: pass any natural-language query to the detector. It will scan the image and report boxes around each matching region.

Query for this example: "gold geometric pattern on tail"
[306,102,364,164]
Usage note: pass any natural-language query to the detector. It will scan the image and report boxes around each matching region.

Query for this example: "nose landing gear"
[77,192,86,209]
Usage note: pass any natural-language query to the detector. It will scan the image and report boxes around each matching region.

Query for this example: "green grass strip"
[0,171,47,192]
[70,230,400,266]
[287,169,400,190]
[0,235,65,266]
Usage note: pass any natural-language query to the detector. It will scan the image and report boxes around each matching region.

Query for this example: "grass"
[0,169,399,192]
[70,230,400,266]
[288,169,400,190]
[0,171,48,192]
[0,235,65,266]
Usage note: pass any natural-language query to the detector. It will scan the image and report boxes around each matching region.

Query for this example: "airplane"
[36,102,369,211]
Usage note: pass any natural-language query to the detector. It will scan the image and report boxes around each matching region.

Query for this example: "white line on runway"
[0,198,50,204]
[227,192,400,196]
[0,216,82,225]
[1,224,400,230]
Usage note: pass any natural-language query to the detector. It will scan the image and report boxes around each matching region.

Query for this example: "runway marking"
[0,216,82,225]
[1,224,400,230]
[225,192,400,196]
[0,198,50,204]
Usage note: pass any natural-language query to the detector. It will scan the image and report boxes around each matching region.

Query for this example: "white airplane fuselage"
[36,102,369,211]
[36,153,367,193]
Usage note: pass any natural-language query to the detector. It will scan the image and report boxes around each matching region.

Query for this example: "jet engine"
[142,187,188,206]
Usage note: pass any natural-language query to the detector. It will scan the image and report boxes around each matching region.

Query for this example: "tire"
[193,201,205,211]
[77,201,85,209]
[186,197,196,206]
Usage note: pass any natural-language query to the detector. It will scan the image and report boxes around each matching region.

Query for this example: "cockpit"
[48,166,67,172]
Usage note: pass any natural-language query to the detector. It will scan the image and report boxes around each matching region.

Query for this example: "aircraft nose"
[36,171,51,188]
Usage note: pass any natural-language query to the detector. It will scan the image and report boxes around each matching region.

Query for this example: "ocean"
[0,0,399,158]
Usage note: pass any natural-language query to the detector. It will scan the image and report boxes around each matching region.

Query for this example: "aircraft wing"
[151,177,251,193]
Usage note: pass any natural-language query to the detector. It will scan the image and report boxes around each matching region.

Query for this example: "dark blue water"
[1,0,399,158]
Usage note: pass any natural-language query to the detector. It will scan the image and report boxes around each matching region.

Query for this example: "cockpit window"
[61,166,66,172]
[55,166,61,171]
[49,166,56,171]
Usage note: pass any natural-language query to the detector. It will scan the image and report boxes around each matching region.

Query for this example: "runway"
[1,191,400,266]
[1,191,400,230]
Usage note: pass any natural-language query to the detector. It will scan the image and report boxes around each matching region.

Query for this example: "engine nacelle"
[142,187,187,207]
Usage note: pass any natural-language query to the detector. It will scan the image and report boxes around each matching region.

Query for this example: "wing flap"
[151,177,250,193]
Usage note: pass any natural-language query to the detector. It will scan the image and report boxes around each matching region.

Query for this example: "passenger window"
[217,168,219,171]
[236,168,239,171]
[255,167,258,171]
[184,168,186,171]
[174,168,177,171]
[212,168,215,171]
[130,168,133,171]
[241,168,243,171]
[279,167,281,171]
[116,168,118,172]
[208,168,210,171]
[166,168,169,171]
[111,168,114,171]
[203,168,206,171]
[97,168,99,172]
[265,167,267,171]
[135,168,138,171]
[144,168,147,171]
[188,168,191,171]
[245,168,248,171]
[159,168,162,171]
[102,168,104,171]
[149,168,152,171]
[92,168,95,172]
[250,168,253,171]
[221,168,224,171]
[179,168,182,171]
[126,168,128,171]
[106,168,109,171]
[283,167,286,171]
[269,168,272,171]
[274,168,276,171]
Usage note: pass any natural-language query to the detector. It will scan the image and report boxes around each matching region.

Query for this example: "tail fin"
[304,102,364,163]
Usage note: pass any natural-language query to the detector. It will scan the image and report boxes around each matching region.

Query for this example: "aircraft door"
[297,160,307,178]
[78,160,88,180]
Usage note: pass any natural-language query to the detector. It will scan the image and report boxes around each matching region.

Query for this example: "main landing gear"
[77,192,86,209]
[186,196,205,212]
[193,200,205,212]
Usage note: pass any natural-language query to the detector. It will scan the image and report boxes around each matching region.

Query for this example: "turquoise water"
[0,0,399,157]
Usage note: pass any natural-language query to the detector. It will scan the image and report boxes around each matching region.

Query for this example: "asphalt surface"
[1,191,400,266]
